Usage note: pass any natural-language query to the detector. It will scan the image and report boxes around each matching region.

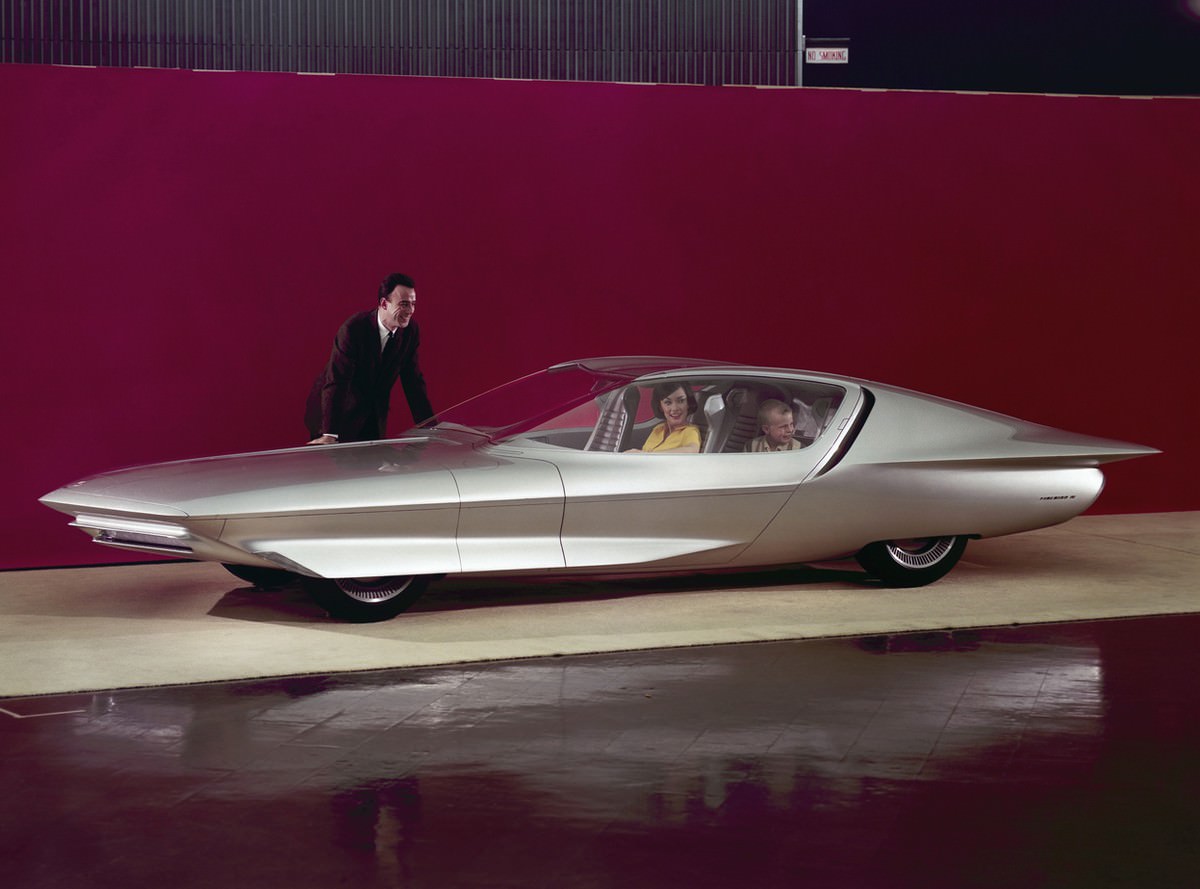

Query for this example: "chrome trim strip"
[71,514,190,538]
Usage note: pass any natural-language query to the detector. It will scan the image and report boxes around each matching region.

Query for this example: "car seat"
[694,388,724,452]
[807,396,834,437]
[585,387,640,452]
[698,387,761,453]
[791,398,818,443]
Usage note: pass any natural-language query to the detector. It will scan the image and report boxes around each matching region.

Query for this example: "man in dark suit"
[305,273,434,444]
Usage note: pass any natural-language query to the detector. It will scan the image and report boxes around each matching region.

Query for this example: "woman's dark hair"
[378,272,416,302]
[651,381,698,419]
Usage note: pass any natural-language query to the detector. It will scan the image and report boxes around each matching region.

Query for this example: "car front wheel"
[855,536,968,587]
[305,574,432,622]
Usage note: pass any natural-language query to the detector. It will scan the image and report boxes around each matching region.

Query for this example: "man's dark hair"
[378,273,416,302]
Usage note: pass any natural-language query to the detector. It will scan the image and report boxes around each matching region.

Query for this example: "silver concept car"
[41,357,1157,621]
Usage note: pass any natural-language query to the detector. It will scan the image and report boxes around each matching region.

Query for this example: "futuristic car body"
[41,357,1158,621]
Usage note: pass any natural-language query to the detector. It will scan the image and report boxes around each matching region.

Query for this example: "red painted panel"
[2,65,1196,569]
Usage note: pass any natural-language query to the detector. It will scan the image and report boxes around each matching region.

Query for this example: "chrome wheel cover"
[334,576,415,604]
[884,537,957,569]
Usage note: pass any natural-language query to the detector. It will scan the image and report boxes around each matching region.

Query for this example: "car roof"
[551,356,863,389]
[549,356,735,378]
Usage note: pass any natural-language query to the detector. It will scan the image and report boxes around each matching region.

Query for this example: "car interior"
[517,378,846,453]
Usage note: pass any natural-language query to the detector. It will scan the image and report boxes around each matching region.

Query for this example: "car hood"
[41,431,489,519]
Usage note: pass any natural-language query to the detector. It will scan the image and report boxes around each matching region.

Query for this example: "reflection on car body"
[40,356,1158,622]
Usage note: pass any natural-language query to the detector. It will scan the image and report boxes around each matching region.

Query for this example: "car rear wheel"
[305,574,431,622]
[222,563,299,590]
[855,536,968,587]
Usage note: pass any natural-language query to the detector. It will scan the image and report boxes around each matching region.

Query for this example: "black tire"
[305,574,431,622]
[855,536,968,587]
[222,563,299,590]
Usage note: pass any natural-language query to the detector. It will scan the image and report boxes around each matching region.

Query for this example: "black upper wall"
[2,0,1197,94]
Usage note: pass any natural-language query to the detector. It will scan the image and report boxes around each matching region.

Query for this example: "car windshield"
[413,365,630,439]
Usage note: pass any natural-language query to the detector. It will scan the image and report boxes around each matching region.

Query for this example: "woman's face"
[659,387,690,430]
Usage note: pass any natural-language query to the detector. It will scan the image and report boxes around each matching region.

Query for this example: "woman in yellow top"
[629,381,702,453]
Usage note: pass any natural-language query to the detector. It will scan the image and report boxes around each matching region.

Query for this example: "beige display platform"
[1,512,1196,698]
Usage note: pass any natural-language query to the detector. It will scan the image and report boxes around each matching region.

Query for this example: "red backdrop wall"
[2,64,1197,570]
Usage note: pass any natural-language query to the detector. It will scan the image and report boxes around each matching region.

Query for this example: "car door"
[448,450,567,573]
[547,377,866,571]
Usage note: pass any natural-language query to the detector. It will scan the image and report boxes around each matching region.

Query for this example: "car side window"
[520,399,605,450]
[513,379,846,454]
[700,380,847,454]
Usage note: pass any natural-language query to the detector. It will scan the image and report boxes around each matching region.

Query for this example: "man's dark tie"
[383,329,397,356]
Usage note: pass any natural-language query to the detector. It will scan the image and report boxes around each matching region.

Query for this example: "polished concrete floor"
[3,614,1199,888]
